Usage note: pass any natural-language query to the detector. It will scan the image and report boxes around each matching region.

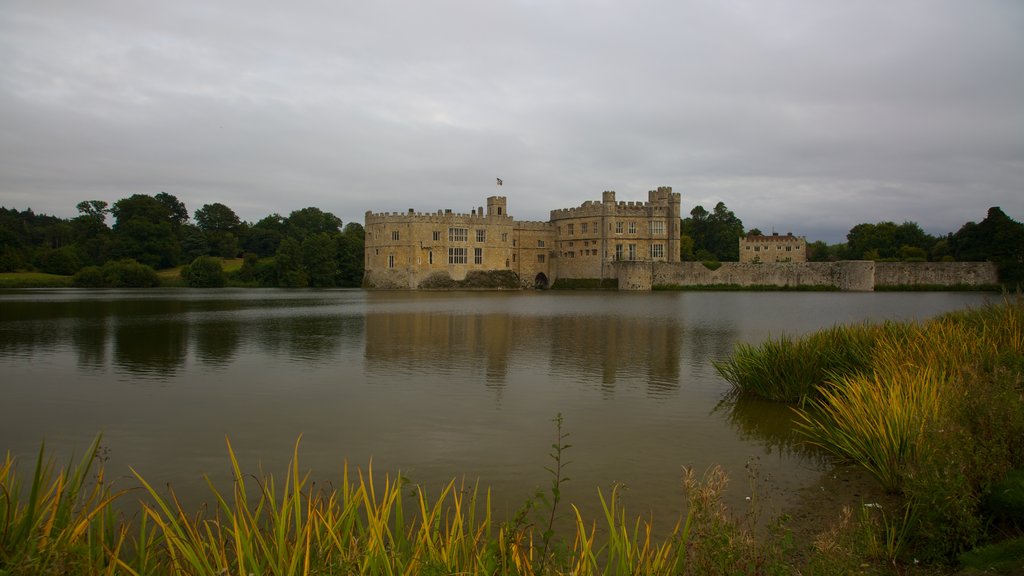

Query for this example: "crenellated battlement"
[549,188,680,221]
[515,220,554,231]
[365,209,513,224]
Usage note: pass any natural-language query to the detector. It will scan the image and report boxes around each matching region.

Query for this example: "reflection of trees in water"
[546,315,683,395]
[254,315,364,364]
[365,313,511,386]
[193,320,241,367]
[114,318,188,378]
[0,300,115,358]
[72,316,108,371]
[717,394,824,462]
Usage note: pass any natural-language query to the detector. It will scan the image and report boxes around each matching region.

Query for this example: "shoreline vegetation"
[716,296,1024,571]
[2,301,1022,574]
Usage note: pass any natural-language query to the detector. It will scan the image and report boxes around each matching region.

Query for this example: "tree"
[155,192,189,227]
[845,221,935,260]
[195,203,241,234]
[302,233,338,287]
[72,200,112,266]
[336,222,365,286]
[681,201,744,261]
[195,203,242,258]
[182,256,226,287]
[110,194,181,268]
[806,240,832,262]
[244,214,286,257]
[286,207,342,241]
[274,237,307,287]
[76,200,109,221]
[951,207,1024,286]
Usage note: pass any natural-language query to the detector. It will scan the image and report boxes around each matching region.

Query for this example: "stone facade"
[364,188,681,289]
[739,233,807,263]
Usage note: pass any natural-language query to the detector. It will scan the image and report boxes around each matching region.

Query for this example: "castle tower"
[487,196,507,217]
[664,187,681,263]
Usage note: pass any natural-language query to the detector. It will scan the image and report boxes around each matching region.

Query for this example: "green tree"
[681,202,744,261]
[336,222,365,286]
[302,233,339,287]
[286,207,342,241]
[182,256,226,287]
[110,194,182,268]
[72,200,112,265]
[179,224,210,263]
[274,237,308,287]
[679,233,695,261]
[195,202,241,258]
[951,207,1024,286]
[806,240,832,262]
[845,221,934,260]
[243,214,286,257]
[155,192,189,227]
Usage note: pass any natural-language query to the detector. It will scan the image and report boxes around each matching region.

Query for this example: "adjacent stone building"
[364,187,681,289]
[738,232,807,263]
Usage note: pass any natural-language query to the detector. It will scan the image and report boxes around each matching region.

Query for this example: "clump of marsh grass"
[787,297,1024,561]
[795,365,945,494]
[127,437,506,576]
[0,435,126,576]
[714,322,889,403]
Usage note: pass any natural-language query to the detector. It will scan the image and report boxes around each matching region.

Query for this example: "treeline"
[680,201,1023,285]
[0,193,364,288]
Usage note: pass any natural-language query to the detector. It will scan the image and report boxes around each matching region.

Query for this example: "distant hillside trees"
[0,193,365,288]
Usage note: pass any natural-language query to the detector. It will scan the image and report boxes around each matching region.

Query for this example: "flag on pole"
[496,178,503,186]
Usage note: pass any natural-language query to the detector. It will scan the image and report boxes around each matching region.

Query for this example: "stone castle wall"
[614,261,996,291]
[873,262,999,287]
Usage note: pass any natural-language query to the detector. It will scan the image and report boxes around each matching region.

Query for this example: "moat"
[0,289,992,526]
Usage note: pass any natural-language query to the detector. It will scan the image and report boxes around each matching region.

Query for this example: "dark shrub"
[72,266,105,287]
[183,256,226,288]
[102,259,159,287]
[39,247,83,275]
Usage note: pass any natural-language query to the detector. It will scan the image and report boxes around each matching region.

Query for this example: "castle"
[738,232,807,263]
[364,187,682,289]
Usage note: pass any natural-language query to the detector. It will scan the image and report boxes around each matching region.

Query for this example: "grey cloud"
[1,0,1021,244]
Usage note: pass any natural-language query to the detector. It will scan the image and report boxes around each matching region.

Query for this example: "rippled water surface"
[0,289,993,523]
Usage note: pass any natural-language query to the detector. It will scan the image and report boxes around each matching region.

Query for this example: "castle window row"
[449,227,468,242]
[449,247,467,264]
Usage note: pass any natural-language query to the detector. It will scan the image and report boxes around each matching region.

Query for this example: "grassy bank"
[716,296,1024,566]
[0,272,73,288]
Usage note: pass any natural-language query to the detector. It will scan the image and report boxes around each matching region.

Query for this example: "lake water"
[0,289,993,527]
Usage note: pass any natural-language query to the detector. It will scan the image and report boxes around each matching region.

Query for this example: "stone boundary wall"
[873,262,998,287]
[614,261,997,291]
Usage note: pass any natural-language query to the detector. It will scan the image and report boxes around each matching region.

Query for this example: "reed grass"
[0,435,125,576]
[795,366,944,493]
[1,435,805,575]
[714,322,888,403]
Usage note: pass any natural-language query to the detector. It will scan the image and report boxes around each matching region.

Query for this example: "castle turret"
[487,196,507,217]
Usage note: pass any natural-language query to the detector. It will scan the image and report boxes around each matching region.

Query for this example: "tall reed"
[0,435,125,576]
[714,322,888,403]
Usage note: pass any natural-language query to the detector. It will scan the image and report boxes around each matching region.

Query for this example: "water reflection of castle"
[363,311,684,394]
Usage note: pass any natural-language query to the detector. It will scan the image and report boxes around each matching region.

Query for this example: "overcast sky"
[2,1,1021,243]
